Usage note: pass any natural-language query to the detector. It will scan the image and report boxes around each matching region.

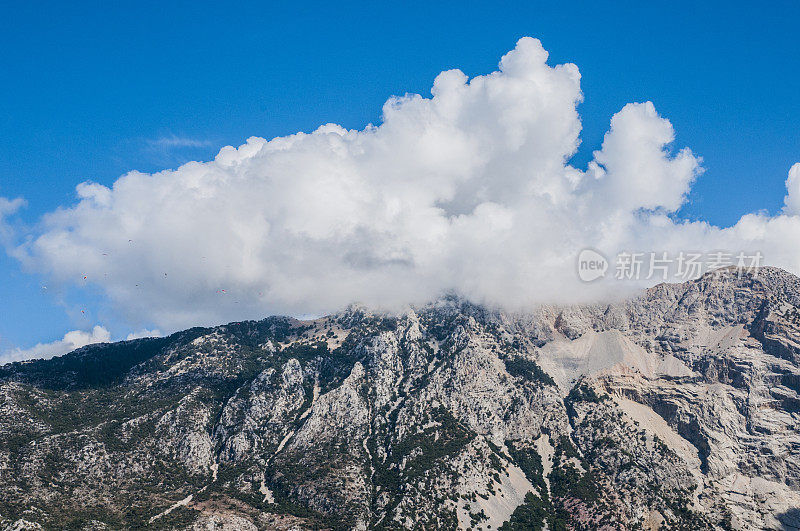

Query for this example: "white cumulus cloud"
[0,326,111,365]
[2,37,799,333]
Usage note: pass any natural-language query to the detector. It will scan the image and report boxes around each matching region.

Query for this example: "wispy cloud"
[147,136,214,149]
[140,135,216,167]
[0,196,26,245]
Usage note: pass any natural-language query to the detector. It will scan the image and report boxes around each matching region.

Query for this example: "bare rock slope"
[1,268,799,530]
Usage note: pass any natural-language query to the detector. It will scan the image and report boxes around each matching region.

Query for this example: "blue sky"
[1,1,799,353]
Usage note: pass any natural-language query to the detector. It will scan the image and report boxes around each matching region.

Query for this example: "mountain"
[1,267,800,530]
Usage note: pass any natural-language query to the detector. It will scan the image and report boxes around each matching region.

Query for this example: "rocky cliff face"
[1,268,799,530]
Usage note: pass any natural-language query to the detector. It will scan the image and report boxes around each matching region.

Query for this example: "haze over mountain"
[2,267,799,530]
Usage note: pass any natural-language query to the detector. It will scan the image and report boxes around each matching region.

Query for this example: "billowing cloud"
[0,326,111,365]
[587,101,701,212]
[2,37,799,333]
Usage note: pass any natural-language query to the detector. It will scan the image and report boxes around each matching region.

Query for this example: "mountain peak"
[2,273,800,529]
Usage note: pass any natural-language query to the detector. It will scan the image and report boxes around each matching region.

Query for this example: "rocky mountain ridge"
[1,267,799,530]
